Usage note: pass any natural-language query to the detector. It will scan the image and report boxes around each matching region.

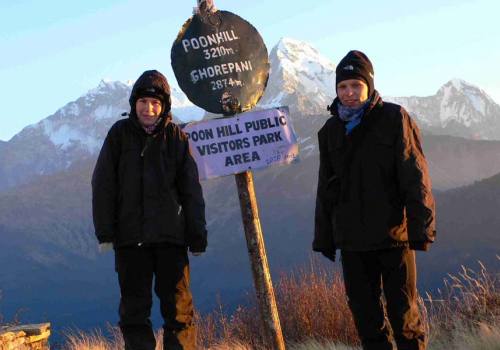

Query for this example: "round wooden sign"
[171,10,269,115]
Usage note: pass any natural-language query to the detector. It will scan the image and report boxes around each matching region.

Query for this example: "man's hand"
[409,241,431,251]
[99,242,113,253]
[321,250,336,262]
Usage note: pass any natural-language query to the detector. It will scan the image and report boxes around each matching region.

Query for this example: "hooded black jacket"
[313,91,435,255]
[92,115,207,252]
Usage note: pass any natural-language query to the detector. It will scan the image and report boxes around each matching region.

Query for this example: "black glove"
[321,250,336,262]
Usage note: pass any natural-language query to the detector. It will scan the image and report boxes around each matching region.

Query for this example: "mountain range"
[386,78,500,140]
[1,37,499,334]
[2,39,500,192]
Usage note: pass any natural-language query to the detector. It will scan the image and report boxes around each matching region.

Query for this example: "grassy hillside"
[61,259,500,349]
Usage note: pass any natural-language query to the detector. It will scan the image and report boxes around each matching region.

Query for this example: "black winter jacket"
[313,92,435,255]
[92,116,207,252]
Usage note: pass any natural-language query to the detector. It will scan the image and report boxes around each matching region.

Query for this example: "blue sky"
[0,0,498,141]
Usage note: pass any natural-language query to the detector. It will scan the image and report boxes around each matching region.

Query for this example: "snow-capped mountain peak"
[9,78,203,166]
[438,79,496,117]
[436,79,498,130]
[386,79,500,140]
[171,87,196,108]
[88,79,131,97]
[448,78,470,91]
[275,37,336,74]
[258,37,336,115]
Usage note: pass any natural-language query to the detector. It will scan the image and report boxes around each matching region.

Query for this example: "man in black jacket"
[92,70,207,350]
[313,51,435,350]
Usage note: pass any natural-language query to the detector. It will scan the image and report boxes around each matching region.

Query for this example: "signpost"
[183,107,298,180]
[172,3,289,349]
[171,8,269,115]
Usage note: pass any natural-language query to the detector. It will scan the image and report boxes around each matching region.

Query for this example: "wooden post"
[235,170,286,350]
[190,3,284,346]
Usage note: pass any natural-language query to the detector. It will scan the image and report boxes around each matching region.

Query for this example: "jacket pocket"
[159,186,186,242]
[327,175,341,205]
[160,148,178,187]
[373,135,394,155]
[368,134,396,182]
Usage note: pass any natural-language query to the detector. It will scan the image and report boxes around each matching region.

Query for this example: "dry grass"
[63,326,124,350]
[428,320,500,350]
[196,259,358,349]
[425,258,500,346]
[288,341,360,350]
[275,262,358,345]
[0,290,25,330]
[62,258,500,350]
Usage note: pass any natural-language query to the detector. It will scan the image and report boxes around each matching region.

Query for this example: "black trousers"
[115,244,195,350]
[341,247,426,350]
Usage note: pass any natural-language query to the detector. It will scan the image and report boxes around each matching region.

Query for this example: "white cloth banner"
[182,107,299,180]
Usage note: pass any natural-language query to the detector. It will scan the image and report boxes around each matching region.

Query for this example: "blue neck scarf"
[337,100,370,135]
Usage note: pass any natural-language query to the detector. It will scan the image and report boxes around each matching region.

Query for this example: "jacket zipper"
[141,135,152,157]
[140,135,151,245]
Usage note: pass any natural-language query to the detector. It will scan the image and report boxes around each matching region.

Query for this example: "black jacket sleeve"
[313,123,337,258]
[91,125,120,244]
[395,109,436,251]
[175,128,208,253]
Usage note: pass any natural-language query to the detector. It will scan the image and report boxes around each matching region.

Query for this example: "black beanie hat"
[129,70,172,114]
[335,50,374,97]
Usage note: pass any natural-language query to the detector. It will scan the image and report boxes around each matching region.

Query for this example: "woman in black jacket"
[92,70,207,350]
